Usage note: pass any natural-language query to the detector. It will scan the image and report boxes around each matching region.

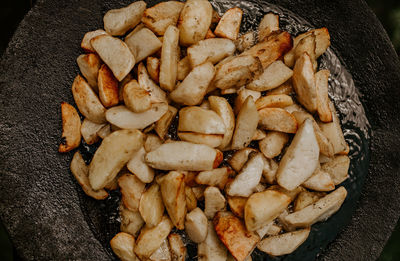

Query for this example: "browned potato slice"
[125,27,162,63]
[294,191,325,212]
[170,62,215,105]
[118,173,146,211]
[205,28,216,39]
[321,155,350,185]
[200,100,211,109]
[204,187,226,219]
[244,190,290,232]
[258,13,279,42]
[155,105,178,139]
[80,118,105,145]
[178,0,213,46]
[149,239,171,261]
[241,31,292,69]
[231,97,259,150]
[97,124,111,139]
[120,204,145,236]
[178,132,223,148]
[252,129,267,141]
[315,70,332,122]
[214,211,260,261]
[185,187,198,211]
[142,1,184,36]
[159,25,179,92]
[144,134,163,152]
[247,61,293,92]
[177,56,191,81]
[98,64,119,108]
[258,108,298,133]
[276,119,319,191]
[147,57,160,83]
[169,233,187,261]
[91,35,135,81]
[187,38,236,67]
[228,148,257,172]
[266,80,294,95]
[267,185,305,202]
[127,146,155,183]
[303,168,335,191]
[76,53,101,89]
[292,52,317,113]
[81,29,108,53]
[59,102,81,152]
[198,221,228,261]
[255,94,293,110]
[257,228,310,256]
[262,156,278,184]
[226,152,264,197]
[110,232,138,261]
[178,106,225,134]
[139,183,164,227]
[185,207,208,243]
[196,167,230,190]
[160,171,186,229]
[235,31,255,52]
[138,63,167,103]
[70,151,108,199]
[214,7,243,40]
[259,131,289,159]
[227,196,247,218]
[123,80,151,113]
[135,216,174,258]
[103,1,146,36]
[234,88,261,115]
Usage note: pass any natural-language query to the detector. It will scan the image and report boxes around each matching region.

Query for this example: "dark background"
[0,0,399,260]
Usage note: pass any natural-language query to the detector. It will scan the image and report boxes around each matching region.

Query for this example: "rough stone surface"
[0,0,399,260]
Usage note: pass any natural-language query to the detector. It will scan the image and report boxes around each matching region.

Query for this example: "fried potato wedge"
[208,96,235,150]
[118,173,146,211]
[214,7,243,40]
[294,191,324,212]
[226,152,264,197]
[155,105,178,139]
[244,190,291,232]
[255,94,294,110]
[170,62,215,105]
[139,183,164,227]
[247,61,293,92]
[88,130,144,190]
[120,205,144,237]
[110,232,138,261]
[187,38,236,67]
[293,34,317,68]
[80,118,105,145]
[196,167,230,190]
[160,171,187,229]
[185,186,198,211]
[234,88,261,115]
[144,134,163,153]
[91,34,135,81]
[97,124,111,139]
[185,207,208,243]
[145,141,223,171]
[138,63,167,103]
[147,57,160,83]
[214,211,260,261]
[257,228,310,256]
[72,75,106,124]
[315,70,332,122]
[303,168,335,192]
[159,25,179,92]
[276,119,319,191]
[70,151,108,199]
[178,106,225,134]
[258,108,298,134]
[235,31,255,52]
[267,185,305,202]
[59,102,81,152]
[259,131,289,159]
[258,13,279,42]
[168,233,187,261]
[123,80,151,113]
[177,56,191,81]
[127,146,155,183]
[262,156,279,184]
[227,196,247,218]
[76,53,102,89]
[204,187,226,219]
[125,27,162,63]
[98,64,119,108]
[103,1,146,36]
[178,0,212,46]
[267,80,294,95]
[228,148,256,172]
[149,239,171,261]
[321,155,350,185]
[252,129,267,141]
[106,103,168,130]
[81,29,108,53]
[198,221,228,261]
[231,97,259,150]
[142,1,184,36]
[178,132,223,148]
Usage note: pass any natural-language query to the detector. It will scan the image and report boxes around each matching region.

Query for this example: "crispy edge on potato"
[98,64,119,108]
[59,102,81,153]
[214,7,243,40]
[258,108,298,134]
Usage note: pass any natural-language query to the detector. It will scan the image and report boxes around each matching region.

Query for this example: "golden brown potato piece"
[178,106,226,134]
[214,211,260,261]
[252,129,267,141]
[81,29,108,53]
[185,186,198,211]
[146,57,160,83]
[80,118,105,145]
[227,196,247,218]
[294,191,325,212]
[208,96,235,150]
[177,56,191,81]
[234,88,261,115]
[59,102,81,153]
[168,233,187,261]
[235,31,255,52]
[125,27,162,63]
[110,232,138,261]
[98,64,119,108]
[204,187,226,219]
[76,53,102,90]
[247,61,293,92]
[315,70,333,122]
[303,168,335,192]
[155,105,178,139]
[292,34,317,69]
[138,63,167,103]
[228,148,257,172]
[118,173,146,211]
[142,1,184,36]
[187,38,236,67]
[259,131,289,158]
[205,28,216,39]
[214,7,243,40]
[196,167,230,190]
[139,183,164,228]
[321,155,350,185]
[258,13,279,42]
[267,185,305,202]
[255,94,294,110]
[266,80,294,95]
[198,221,228,261]
[123,80,151,113]
[159,25,180,92]
[258,108,298,133]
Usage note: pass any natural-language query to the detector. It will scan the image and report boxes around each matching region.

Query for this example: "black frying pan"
[0,0,399,260]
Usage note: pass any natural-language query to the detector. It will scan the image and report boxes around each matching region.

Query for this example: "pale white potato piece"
[103,1,146,36]
[244,190,291,232]
[198,221,227,261]
[70,151,108,200]
[256,222,273,239]
[258,13,279,42]
[316,69,333,122]
[91,34,135,81]
[276,119,319,191]
[185,207,208,243]
[88,130,144,190]
[81,29,108,53]
[321,155,350,185]
[159,25,179,92]
[252,129,267,141]
[257,228,310,256]
[227,196,247,218]
[292,52,317,113]
[125,27,162,63]
[120,204,145,237]
[170,62,215,105]
[267,185,305,202]
[204,187,226,219]
[59,102,81,153]
[262,156,279,184]
[77,53,102,90]
[144,134,163,152]
[147,57,160,83]
[259,131,289,159]
[178,106,225,134]
[155,105,178,139]
[118,173,146,211]
[214,211,260,261]
[80,118,105,145]
[255,94,293,110]
[106,103,168,130]
[187,38,236,67]
[138,63,167,103]
[127,146,155,184]
[226,152,264,197]
[195,167,230,190]
[149,239,171,261]
[177,56,191,81]
[142,1,184,36]
[185,186,198,212]
[294,191,325,212]
[178,0,212,46]
[98,64,119,108]
[235,31,255,52]
[303,168,335,191]
[282,186,347,228]
[214,7,243,40]
[231,97,259,150]
[123,79,151,113]
[258,108,298,134]
[160,171,186,229]
[110,232,138,261]
[135,216,174,258]
[178,132,223,148]
[228,148,256,172]
[292,34,317,68]
[168,233,187,261]
[247,61,293,92]
[139,183,164,228]
[234,87,261,115]
[97,124,111,139]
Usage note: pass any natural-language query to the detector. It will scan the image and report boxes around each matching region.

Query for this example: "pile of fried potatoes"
[59,0,351,260]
